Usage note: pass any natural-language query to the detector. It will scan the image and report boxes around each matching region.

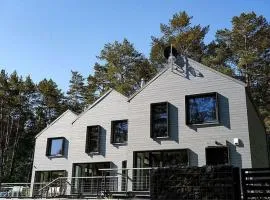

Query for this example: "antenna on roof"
[164,44,178,60]
[164,44,178,70]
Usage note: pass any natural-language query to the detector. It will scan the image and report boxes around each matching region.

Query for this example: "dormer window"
[46,137,65,157]
[150,102,169,138]
[186,92,219,125]
[85,125,101,154]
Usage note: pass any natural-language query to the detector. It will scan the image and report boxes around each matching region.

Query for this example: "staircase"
[34,177,68,198]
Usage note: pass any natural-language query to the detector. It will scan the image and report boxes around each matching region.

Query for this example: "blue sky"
[0,0,269,92]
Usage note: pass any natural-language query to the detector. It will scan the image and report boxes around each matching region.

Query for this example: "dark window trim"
[185,92,219,126]
[111,119,128,145]
[85,125,101,154]
[133,148,190,167]
[72,162,112,177]
[205,146,229,165]
[150,102,170,139]
[34,170,68,183]
[46,137,66,158]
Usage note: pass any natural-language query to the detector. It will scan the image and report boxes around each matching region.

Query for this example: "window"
[150,102,169,138]
[133,149,189,191]
[46,137,65,157]
[85,125,100,154]
[186,92,219,125]
[111,120,128,144]
[34,170,67,183]
[72,162,111,177]
[205,146,229,165]
[134,149,189,168]
[72,162,111,194]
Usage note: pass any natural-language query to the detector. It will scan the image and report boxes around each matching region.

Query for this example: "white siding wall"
[68,90,129,177]
[127,59,252,169]
[30,111,78,189]
[30,57,269,194]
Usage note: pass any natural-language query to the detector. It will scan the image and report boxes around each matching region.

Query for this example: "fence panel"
[242,168,270,200]
[150,166,241,200]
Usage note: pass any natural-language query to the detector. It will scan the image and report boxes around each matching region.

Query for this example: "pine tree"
[37,79,66,125]
[150,11,209,67]
[67,71,86,113]
[203,12,270,133]
[88,39,157,97]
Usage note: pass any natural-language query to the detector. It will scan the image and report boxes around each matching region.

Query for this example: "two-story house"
[30,55,269,196]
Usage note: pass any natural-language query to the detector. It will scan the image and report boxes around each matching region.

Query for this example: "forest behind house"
[0,11,269,182]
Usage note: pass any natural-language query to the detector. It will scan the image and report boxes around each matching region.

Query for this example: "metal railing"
[33,177,68,198]
[0,168,152,198]
[0,183,30,198]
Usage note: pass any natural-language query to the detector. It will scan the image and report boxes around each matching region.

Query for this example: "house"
[30,55,269,197]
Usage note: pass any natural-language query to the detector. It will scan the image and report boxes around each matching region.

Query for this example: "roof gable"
[35,110,78,139]
[128,56,246,101]
[72,89,127,124]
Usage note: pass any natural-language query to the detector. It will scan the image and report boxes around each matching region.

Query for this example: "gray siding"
[30,110,78,188]
[68,90,129,176]
[246,95,269,167]
[127,59,252,169]
[30,57,269,194]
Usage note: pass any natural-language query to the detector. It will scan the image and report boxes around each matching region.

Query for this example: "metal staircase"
[34,177,69,198]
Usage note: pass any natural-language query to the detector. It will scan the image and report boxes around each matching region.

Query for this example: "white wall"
[127,58,252,169]
[68,90,129,177]
[30,57,269,194]
[30,110,78,193]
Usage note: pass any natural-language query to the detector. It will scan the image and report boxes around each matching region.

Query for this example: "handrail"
[99,167,169,171]
[37,176,118,194]
[37,177,67,193]
[0,183,31,185]
[70,176,117,179]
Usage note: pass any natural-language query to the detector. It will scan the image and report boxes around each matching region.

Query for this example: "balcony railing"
[0,168,152,198]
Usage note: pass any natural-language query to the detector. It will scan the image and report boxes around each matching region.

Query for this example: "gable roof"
[128,65,169,101]
[35,109,78,139]
[72,88,127,124]
[128,57,246,101]
[188,58,246,87]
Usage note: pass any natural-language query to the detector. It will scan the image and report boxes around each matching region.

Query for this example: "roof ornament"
[164,45,184,73]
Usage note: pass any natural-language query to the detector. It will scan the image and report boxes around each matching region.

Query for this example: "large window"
[71,162,112,194]
[205,146,229,165]
[46,137,65,157]
[85,125,100,154]
[186,92,219,125]
[134,149,189,168]
[133,149,189,191]
[34,170,67,183]
[111,120,128,144]
[150,102,169,138]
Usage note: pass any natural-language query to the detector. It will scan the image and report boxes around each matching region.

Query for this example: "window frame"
[133,149,190,168]
[205,146,229,165]
[34,170,67,183]
[85,125,101,154]
[185,92,219,126]
[111,119,128,145]
[46,137,66,158]
[150,102,170,139]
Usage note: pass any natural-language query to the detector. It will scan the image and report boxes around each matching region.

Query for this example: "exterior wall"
[246,95,269,167]
[127,59,252,169]
[30,110,78,191]
[68,90,129,178]
[29,57,270,194]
